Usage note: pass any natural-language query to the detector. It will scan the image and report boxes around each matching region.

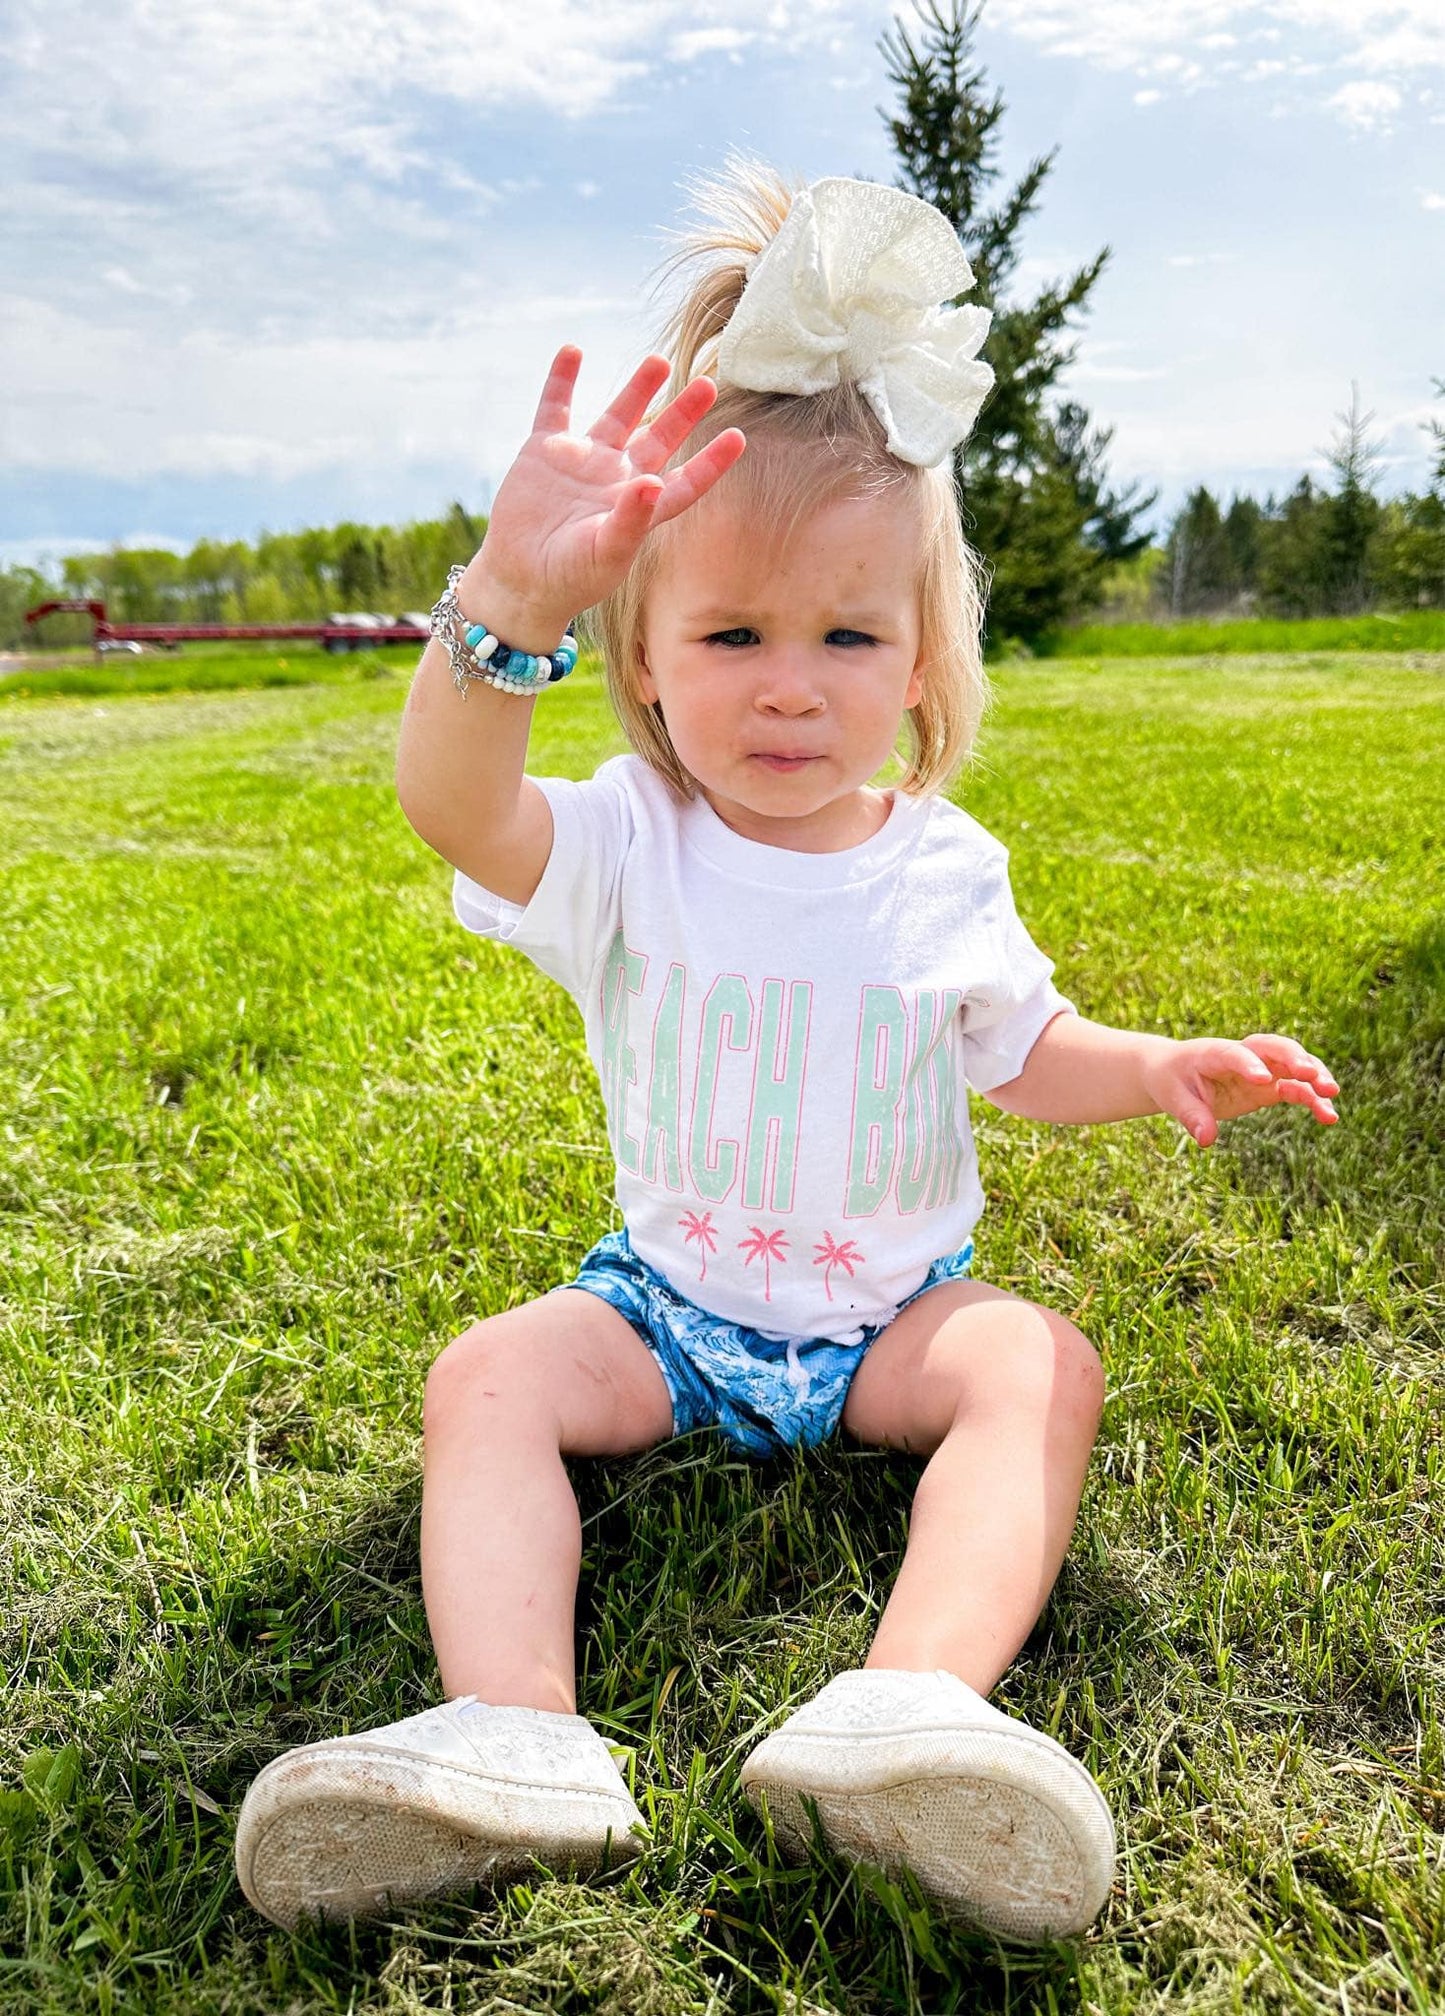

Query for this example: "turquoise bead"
[465,623,488,648]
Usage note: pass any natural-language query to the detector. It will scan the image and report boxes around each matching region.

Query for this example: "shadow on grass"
[129,1443,1118,2010]
[1224,913,1445,1282]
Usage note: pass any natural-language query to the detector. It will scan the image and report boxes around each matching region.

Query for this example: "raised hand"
[459,348,746,645]
[1144,1033,1340,1148]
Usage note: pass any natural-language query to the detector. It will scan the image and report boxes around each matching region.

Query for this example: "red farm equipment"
[22,600,431,653]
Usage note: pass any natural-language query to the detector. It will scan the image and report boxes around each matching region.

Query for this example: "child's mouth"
[752,754,816,772]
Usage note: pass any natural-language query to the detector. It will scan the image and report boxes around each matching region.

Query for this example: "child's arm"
[395,347,744,904]
[985,1013,1339,1146]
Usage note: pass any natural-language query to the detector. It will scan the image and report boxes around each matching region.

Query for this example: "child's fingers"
[531,345,584,438]
[628,375,721,474]
[1272,1078,1339,1125]
[1242,1032,1340,1094]
[1195,1038,1274,1087]
[1170,1085,1220,1148]
[591,477,665,570]
[588,355,673,452]
[651,429,748,524]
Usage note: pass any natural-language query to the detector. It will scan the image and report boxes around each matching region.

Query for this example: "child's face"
[637,491,926,851]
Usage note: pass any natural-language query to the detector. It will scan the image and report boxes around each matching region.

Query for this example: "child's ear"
[637,639,660,705]
[903,653,926,711]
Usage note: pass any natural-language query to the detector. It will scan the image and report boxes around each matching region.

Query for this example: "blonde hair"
[590,156,991,800]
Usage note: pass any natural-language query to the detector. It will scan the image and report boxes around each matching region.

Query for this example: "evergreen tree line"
[2,502,487,647]
[1156,383,1445,620]
[6,1,1442,653]
[8,387,1442,654]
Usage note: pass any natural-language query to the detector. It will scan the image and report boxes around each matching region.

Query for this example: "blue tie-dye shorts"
[567,1229,975,1460]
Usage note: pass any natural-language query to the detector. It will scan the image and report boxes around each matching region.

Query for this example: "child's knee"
[1059,1319,1106,1436]
[423,1312,552,1441]
[975,1307,1104,1442]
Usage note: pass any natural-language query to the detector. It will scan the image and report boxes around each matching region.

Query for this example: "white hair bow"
[715,177,994,469]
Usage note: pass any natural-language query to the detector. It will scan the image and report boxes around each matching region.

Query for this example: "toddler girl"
[234,162,1338,1942]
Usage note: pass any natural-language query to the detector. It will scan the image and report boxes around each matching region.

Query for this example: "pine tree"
[1221,494,1265,606]
[1372,380,1445,610]
[879,0,1156,646]
[1373,492,1445,609]
[1420,376,1445,498]
[1164,488,1233,616]
[1317,382,1385,616]
[1258,477,1329,618]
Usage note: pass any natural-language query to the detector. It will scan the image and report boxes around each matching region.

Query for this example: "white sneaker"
[235,1696,647,1928]
[739,1668,1114,1942]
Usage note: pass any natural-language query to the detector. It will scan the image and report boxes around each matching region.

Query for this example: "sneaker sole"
[741,1722,1113,1942]
[236,1742,644,1928]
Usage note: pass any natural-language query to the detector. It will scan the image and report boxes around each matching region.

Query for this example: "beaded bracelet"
[429,564,579,698]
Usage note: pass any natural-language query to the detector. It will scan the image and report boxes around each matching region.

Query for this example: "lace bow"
[715,177,994,468]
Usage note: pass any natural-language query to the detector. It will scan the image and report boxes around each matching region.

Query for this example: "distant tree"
[1165,487,1233,616]
[879,0,1156,645]
[1423,375,1445,496]
[335,528,378,608]
[0,564,49,650]
[1257,476,1331,618]
[1369,376,1445,610]
[22,502,493,635]
[1317,382,1385,616]
[1372,493,1445,608]
[447,501,484,551]
[1221,494,1265,602]
[184,540,235,622]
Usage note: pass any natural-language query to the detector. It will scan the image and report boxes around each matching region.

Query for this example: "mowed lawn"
[0,651,1441,2015]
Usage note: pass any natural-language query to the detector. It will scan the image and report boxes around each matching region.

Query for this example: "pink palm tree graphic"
[812,1231,865,1302]
[678,1209,719,1282]
[738,1225,789,1303]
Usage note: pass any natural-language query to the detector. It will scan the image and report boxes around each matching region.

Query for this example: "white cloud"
[0,0,864,341]
[979,1,1445,107]
[7,0,1443,533]
[0,288,654,485]
[102,266,193,308]
[1326,79,1403,130]
[669,26,756,59]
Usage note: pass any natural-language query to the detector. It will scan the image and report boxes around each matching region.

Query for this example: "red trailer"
[23,600,431,653]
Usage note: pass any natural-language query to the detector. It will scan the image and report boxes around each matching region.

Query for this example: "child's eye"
[701,627,878,648]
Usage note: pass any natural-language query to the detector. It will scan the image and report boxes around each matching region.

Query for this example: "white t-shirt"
[453,754,1073,1341]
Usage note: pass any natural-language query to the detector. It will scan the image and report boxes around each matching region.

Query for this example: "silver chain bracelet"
[429,565,579,698]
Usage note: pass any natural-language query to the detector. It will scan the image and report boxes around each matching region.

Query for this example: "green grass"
[9,611,1445,709]
[1,651,1442,2013]
[0,643,417,705]
[1038,611,1445,658]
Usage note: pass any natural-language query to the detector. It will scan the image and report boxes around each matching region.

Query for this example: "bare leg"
[840,1280,1105,1696]
[420,1290,674,1714]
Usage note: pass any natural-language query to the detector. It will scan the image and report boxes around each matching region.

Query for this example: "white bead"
[473,632,498,662]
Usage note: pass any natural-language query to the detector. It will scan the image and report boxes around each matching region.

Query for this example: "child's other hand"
[1146,1034,1340,1147]
[463,347,746,637]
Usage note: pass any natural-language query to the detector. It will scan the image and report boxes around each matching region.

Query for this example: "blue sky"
[3,0,1443,572]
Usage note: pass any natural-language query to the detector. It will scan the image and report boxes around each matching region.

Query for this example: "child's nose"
[755,648,825,714]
